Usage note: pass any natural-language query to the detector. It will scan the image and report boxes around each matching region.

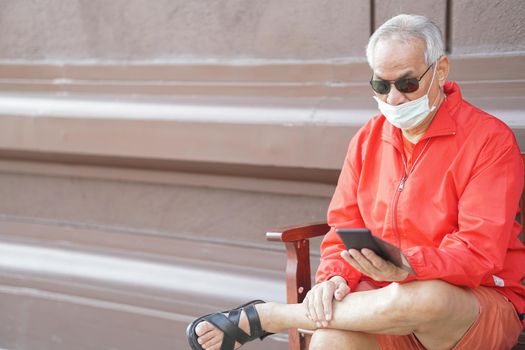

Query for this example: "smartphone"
[336,228,388,259]
[336,228,415,274]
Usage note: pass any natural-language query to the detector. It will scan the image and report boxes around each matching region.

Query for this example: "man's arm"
[403,141,524,287]
[316,133,366,290]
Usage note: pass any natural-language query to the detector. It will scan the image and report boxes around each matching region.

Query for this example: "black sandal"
[186,300,273,350]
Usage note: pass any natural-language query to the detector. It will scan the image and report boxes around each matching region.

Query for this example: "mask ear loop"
[426,63,442,112]
[438,75,447,100]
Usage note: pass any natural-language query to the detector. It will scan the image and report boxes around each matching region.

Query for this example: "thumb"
[334,283,350,300]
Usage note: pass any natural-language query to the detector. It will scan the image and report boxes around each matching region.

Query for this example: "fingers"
[312,285,327,327]
[304,289,318,324]
[361,248,387,269]
[303,280,338,328]
[319,286,332,326]
[359,249,401,280]
[343,249,384,275]
[350,249,378,274]
[306,289,317,322]
[334,282,350,301]
[341,249,369,274]
[341,249,407,282]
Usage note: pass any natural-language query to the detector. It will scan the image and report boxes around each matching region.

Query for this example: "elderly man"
[187,14,525,350]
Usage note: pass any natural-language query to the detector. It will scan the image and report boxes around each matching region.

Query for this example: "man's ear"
[437,55,450,86]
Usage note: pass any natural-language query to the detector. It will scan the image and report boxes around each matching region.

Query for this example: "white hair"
[366,14,445,68]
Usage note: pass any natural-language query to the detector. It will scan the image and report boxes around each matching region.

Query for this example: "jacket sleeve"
[403,138,524,288]
[315,132,365,291]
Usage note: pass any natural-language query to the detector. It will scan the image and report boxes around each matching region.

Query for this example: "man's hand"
[303,275,350,328]
[341,248,409,282]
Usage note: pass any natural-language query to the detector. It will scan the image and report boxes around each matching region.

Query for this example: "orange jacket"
[316,82,525,316]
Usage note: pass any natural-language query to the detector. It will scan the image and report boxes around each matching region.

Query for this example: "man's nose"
[386,84,408,106]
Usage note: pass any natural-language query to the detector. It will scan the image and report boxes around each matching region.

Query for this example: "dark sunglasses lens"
[370,80,390,94]
[396,78,419,93]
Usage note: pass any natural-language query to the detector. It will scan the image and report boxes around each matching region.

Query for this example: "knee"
[388,280,459,323]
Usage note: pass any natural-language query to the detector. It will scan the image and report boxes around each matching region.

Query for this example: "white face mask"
[373,65,438,130]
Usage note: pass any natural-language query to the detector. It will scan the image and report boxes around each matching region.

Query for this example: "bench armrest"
[266,222,329,350]
[266,222,330,242]
[265,222,330,304]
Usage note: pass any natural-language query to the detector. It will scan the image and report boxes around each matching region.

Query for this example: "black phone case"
[336,228,415,274]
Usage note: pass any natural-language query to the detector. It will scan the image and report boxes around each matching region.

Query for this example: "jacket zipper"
[391,138,431,247]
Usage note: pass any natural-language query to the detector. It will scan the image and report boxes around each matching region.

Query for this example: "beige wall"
[0,0,370,60]
[1,1,524,61]
[451,0,525,54]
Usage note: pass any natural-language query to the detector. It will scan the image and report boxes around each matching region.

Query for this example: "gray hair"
[366,14,445,68]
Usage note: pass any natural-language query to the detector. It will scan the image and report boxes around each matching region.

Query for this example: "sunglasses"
[370,63,434,95]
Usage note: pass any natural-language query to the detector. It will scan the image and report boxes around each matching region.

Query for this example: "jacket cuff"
[316,263,361,291]
[403,247,425,278]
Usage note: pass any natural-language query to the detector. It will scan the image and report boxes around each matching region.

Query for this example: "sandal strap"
[220,332,235,350]
[228,308,241,326]
[243,304,264,340]
[246,300,274,340]
[206,313,251,346]
[221,308,241,350]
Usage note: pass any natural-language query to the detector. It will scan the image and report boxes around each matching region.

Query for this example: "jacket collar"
[381,81,461,146]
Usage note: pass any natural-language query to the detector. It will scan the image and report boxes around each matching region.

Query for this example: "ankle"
[257,302,281,333]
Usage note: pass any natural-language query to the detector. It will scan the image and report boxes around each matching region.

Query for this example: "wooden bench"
[267,154,525,350]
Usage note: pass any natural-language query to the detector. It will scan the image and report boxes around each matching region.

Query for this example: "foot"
[188,301,274,350]
[195,306,254,350]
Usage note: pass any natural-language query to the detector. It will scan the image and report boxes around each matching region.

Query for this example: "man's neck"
[403,92,445,144]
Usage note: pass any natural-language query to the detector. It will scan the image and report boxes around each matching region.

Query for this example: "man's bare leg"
[309,329,379,350]
[195,280,478,350]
